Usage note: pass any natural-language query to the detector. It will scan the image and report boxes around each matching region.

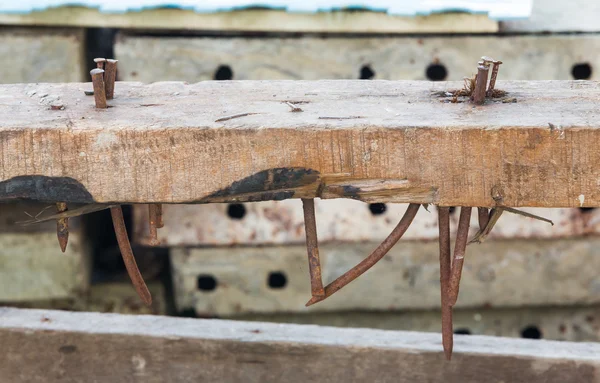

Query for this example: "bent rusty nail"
[448,207,472,306]
[90,68,107,109]
[94,57,106,70]
[469,208,504,244]
[500,206,554,225]
[472,64,489,105]
[477,207,490,230]
[148,204,159,246]
[104,59,118,100]
[438,206,453,360]
[302,199,325,299]
[156,204,164,228]
[110,206,152,306]
[56,202,68,252]
[306,203,420,306]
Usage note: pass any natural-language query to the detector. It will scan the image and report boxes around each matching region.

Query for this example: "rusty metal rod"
[472,64,489,105]
[56,202,68,253]
[487,61,502,97]
[302,198,325,299]
[110,206,152,306]
[438,206,453,360]
[104,59,118,100]
[306,203,420,307]
[90,68,107,109]
[477,207,490,230]
[94,57,106,70]
[448,207,472,307]
[148,204,159,246]
[156,204,164,228]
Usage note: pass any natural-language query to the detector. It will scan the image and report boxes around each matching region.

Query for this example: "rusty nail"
[487,60,502,97]
[438,206,453,360]
[94,57,106,70]
[472,64,489,105]
[448,207,472,306]
[156,204,164,228]
[56,202,68,253]
[90,68,107,108]
[148,204,159,246]
[302,199,325,299]
[306,203,420,306]
[104,59,118,100]
[110,205,152,306]
[477,207,490,230]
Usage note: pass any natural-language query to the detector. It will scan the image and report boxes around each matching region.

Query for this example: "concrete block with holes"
[170,238,600,315]
[0,27,85,84]
[116,34,599,82]
[0,203,91,302]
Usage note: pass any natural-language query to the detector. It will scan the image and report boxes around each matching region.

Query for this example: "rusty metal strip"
[302,199,325,299]
[438,206,453,360]
[448,207,472,306]
[148,204,160,246]
[110,206,152,306]
[305,203,420,307]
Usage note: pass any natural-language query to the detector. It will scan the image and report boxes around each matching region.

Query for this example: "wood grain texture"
[170,239,600,315]
[1,307,599,383]
[116,34,600,82]
[1,80,600,207]
[0,7,497,33]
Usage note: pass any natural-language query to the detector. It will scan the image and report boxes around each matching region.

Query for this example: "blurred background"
[2,0,600,343]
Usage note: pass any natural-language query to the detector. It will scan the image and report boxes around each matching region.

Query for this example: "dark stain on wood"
[0,176,95,203]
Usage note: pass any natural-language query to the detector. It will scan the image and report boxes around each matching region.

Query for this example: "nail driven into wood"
[477,207,490,230]
[448,207,472,306]
[306,203,420,307]
[56,202,68,253]
[94,57,106,70]
[148,204,160,246]
[110,206,152,306]
[487,60,503,97]
[302,199,325,298]
[104,59,118,100]
[90,68,107,109]
[156,204,164,228]
[472,64,490,105]
[438,207,453,360]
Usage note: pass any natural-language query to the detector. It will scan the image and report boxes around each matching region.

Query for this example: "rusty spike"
[104,59,118,100]
[306,203,420,306]
[448,207,472,306]
[56,202,68,252]
[94,57,106,69]
[487,60,503,97]
[302,198,325,299]
[438,206,453,360]
[477,207,490,230]
[148,204,159,246]
[156,204,164,228]
[110,206,152,306]
[90,68,107,109]
[472,64,489,105]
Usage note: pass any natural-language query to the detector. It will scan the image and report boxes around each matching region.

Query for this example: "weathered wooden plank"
[0,203,90,301]
[1,307,599,383]
[133,201,595,246]
[170,238,600,315]
[1,80,600,207]
[501,0,600,32]
[0,7,498,33]
[237,305,600,342]
[116,34,600,82]
[0,28,85,84]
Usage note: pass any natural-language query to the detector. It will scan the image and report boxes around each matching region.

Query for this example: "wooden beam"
[1,307,599,382]
[0,7,498,34]
[1,80,599,207]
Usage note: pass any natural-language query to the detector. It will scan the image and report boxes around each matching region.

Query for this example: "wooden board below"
[0,307,599,383]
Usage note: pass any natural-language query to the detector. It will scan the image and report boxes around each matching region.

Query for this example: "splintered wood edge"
[1,80,600,207]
